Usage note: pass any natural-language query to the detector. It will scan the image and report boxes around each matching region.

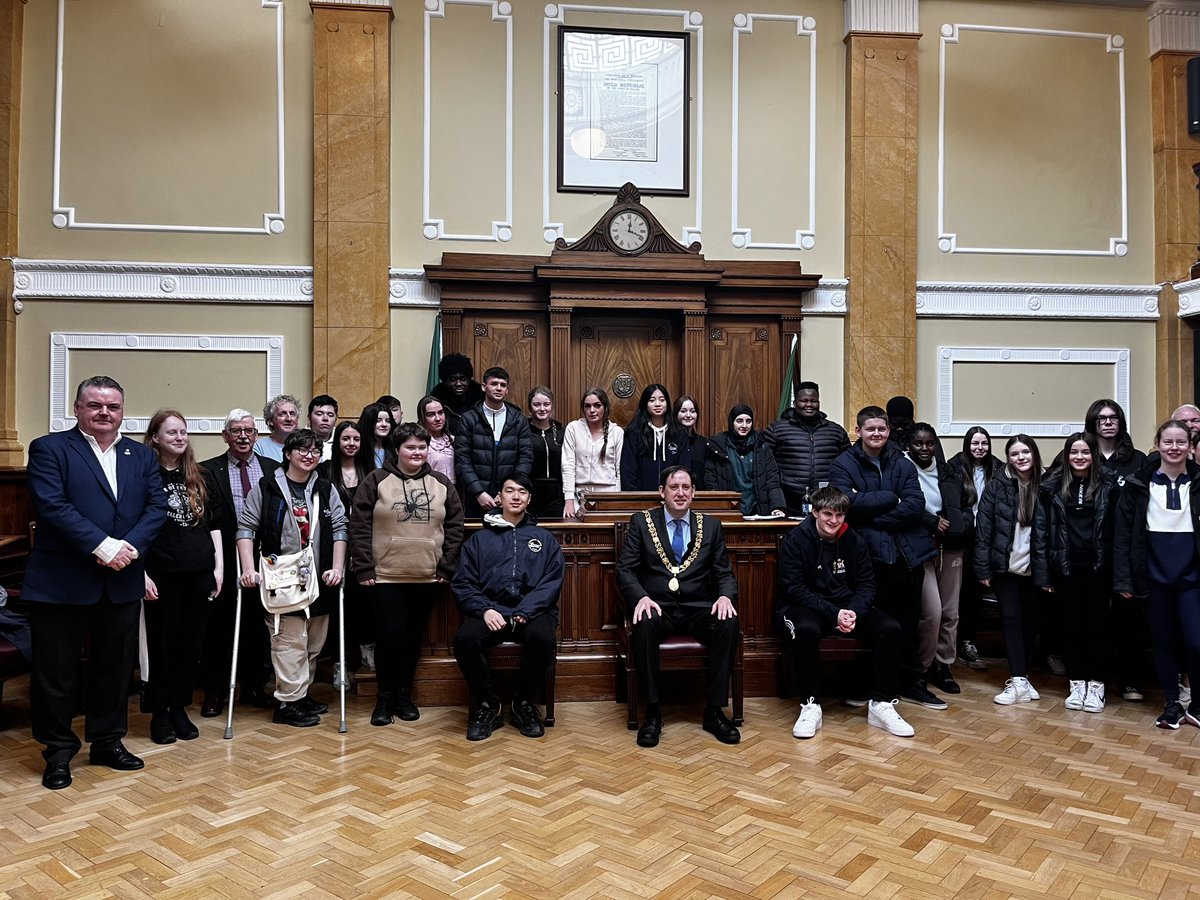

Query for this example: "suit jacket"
[617,506,738,611]
[22,427,167,605]
[200,452,278,596]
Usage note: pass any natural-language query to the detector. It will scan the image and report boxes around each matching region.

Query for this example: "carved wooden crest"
[553,183,700,256]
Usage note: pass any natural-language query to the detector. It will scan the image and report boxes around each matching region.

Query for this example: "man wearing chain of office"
[617,465,741,747]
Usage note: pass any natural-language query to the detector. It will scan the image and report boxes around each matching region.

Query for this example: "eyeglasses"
[226,427,256,436]
[1096,415,1120,423]
[292,447,321,458]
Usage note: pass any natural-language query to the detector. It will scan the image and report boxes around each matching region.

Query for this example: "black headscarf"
[727,404,756,454]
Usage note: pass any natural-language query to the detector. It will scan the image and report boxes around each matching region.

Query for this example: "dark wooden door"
[707,318,784,433]
[459,312,546,410]
[571,315,681,427]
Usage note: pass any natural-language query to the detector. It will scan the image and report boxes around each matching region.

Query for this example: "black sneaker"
[959,640,987,671]
[900,679,949,710]
[273,701,320,727]
[1184,706,1200,729]
[297,696,329,716]
[510,699,545,738]
[1157,701,1185,730]
[928,663,961,695]
[467,699,503,741]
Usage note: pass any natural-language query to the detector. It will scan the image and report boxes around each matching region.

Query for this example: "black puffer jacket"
[762,409,850,514]
[1032,468,1116,586]
[431,380,485,436]
[454,401,533,500]
[974,471,1043,582]
[704,432,786,516]
[1113,459,1200,597]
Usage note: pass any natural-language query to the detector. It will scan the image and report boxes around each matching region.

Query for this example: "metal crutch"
[337,579,348,733]
[224,553,245,740]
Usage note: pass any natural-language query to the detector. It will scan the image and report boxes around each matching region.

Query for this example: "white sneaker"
[792,698,822,739]
[1065,680,1086,710]
[1180,678,1192,708]
[360,643,376,671]
[1083,680,1105,713]
[994,677,1035,705]
[868,699,915,737]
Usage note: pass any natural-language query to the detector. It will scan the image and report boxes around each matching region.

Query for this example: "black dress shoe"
[149,713,177,745]
[636,714,663,748]
[297,696,329,716]
[42,760,72,790]
[702,707,741,745]
[200,694,223,718]
[241,687,276,709]
[392,689,420,722]
[273,701,320,727]
[89,743,145,771]
[170,709,200,740]
[370,696,393,727]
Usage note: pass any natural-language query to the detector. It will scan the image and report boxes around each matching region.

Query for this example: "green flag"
[426,313,442,394]
[777,333,798,418]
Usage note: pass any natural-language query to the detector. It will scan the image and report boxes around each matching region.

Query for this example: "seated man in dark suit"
[616,465,740,747]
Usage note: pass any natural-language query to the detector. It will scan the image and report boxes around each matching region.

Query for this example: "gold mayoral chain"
[642,509,704,592]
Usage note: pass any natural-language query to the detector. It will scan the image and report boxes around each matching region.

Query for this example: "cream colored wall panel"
[916,318,1157,460]
[389,307,439,420]
[917,1,1153,285]
[423,0,513,242]
[20,0,313,264]
[937,25,1126,257]
[798,315,845,427]
[17,301,313,462]
[731,14,816,251]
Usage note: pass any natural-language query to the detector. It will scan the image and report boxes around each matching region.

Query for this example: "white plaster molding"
[937,24,1129,257]
[52,0,286,235]
[1174,275,1200,316]
[1148,1,1200,55]
[423,1,513,243]
[916,281,1160,319]
[804,278,848,315]
[844,0,918,35]
[12,259,313,305]
[49,332,284,434]
[936,346,1131,437]
[543,5,705,246]
[318,0,392,5]
[389,269,442,307]
[731,14,817,251]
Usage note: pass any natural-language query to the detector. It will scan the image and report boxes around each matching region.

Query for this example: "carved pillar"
[1149,2,1200,417]
[549,307,572,402]
[683,310,708,423]
[311,2,392,414]
[842,0,919,425]
[0,0,22,466]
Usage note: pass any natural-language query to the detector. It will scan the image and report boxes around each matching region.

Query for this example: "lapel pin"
[123,448,131,455]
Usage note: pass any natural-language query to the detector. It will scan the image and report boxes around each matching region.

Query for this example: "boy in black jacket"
[776,487,914,738]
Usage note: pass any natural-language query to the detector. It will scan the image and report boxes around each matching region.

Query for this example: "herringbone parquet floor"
[2,666,1200,899]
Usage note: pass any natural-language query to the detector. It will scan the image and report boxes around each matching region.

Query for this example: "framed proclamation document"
[557,26,690,196]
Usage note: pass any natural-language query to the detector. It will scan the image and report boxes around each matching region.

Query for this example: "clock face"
[608,210,650,252]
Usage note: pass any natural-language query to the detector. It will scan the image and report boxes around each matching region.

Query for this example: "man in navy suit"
[23,376,167,789]
[616,465,741,748]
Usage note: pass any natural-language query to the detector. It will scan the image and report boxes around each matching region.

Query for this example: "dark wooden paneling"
[459,313,546,405]
[708,319,782,433]
[572,315,679,425]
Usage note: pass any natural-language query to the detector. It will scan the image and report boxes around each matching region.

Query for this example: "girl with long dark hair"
[674,394,708,489]
[561,388,624,519]
[418,394,455,484]
[975,434,1045,705]
[620,383,690,491]
[357,403,396,470]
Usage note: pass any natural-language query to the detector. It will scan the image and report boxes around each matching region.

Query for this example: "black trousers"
[873,561,924,685]
[783,606,901,702]
[143,569,212,713]
[993,573,1039,678]
[29,595,139,763]
[453,613,557,702]
[630,604,739,708]
[1109,591,1148,689]
[529,480,565,520]
[199,583,271,697]
[1055,568,1108,682]
[1146,582,1200,706]
[370,582,438,697]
